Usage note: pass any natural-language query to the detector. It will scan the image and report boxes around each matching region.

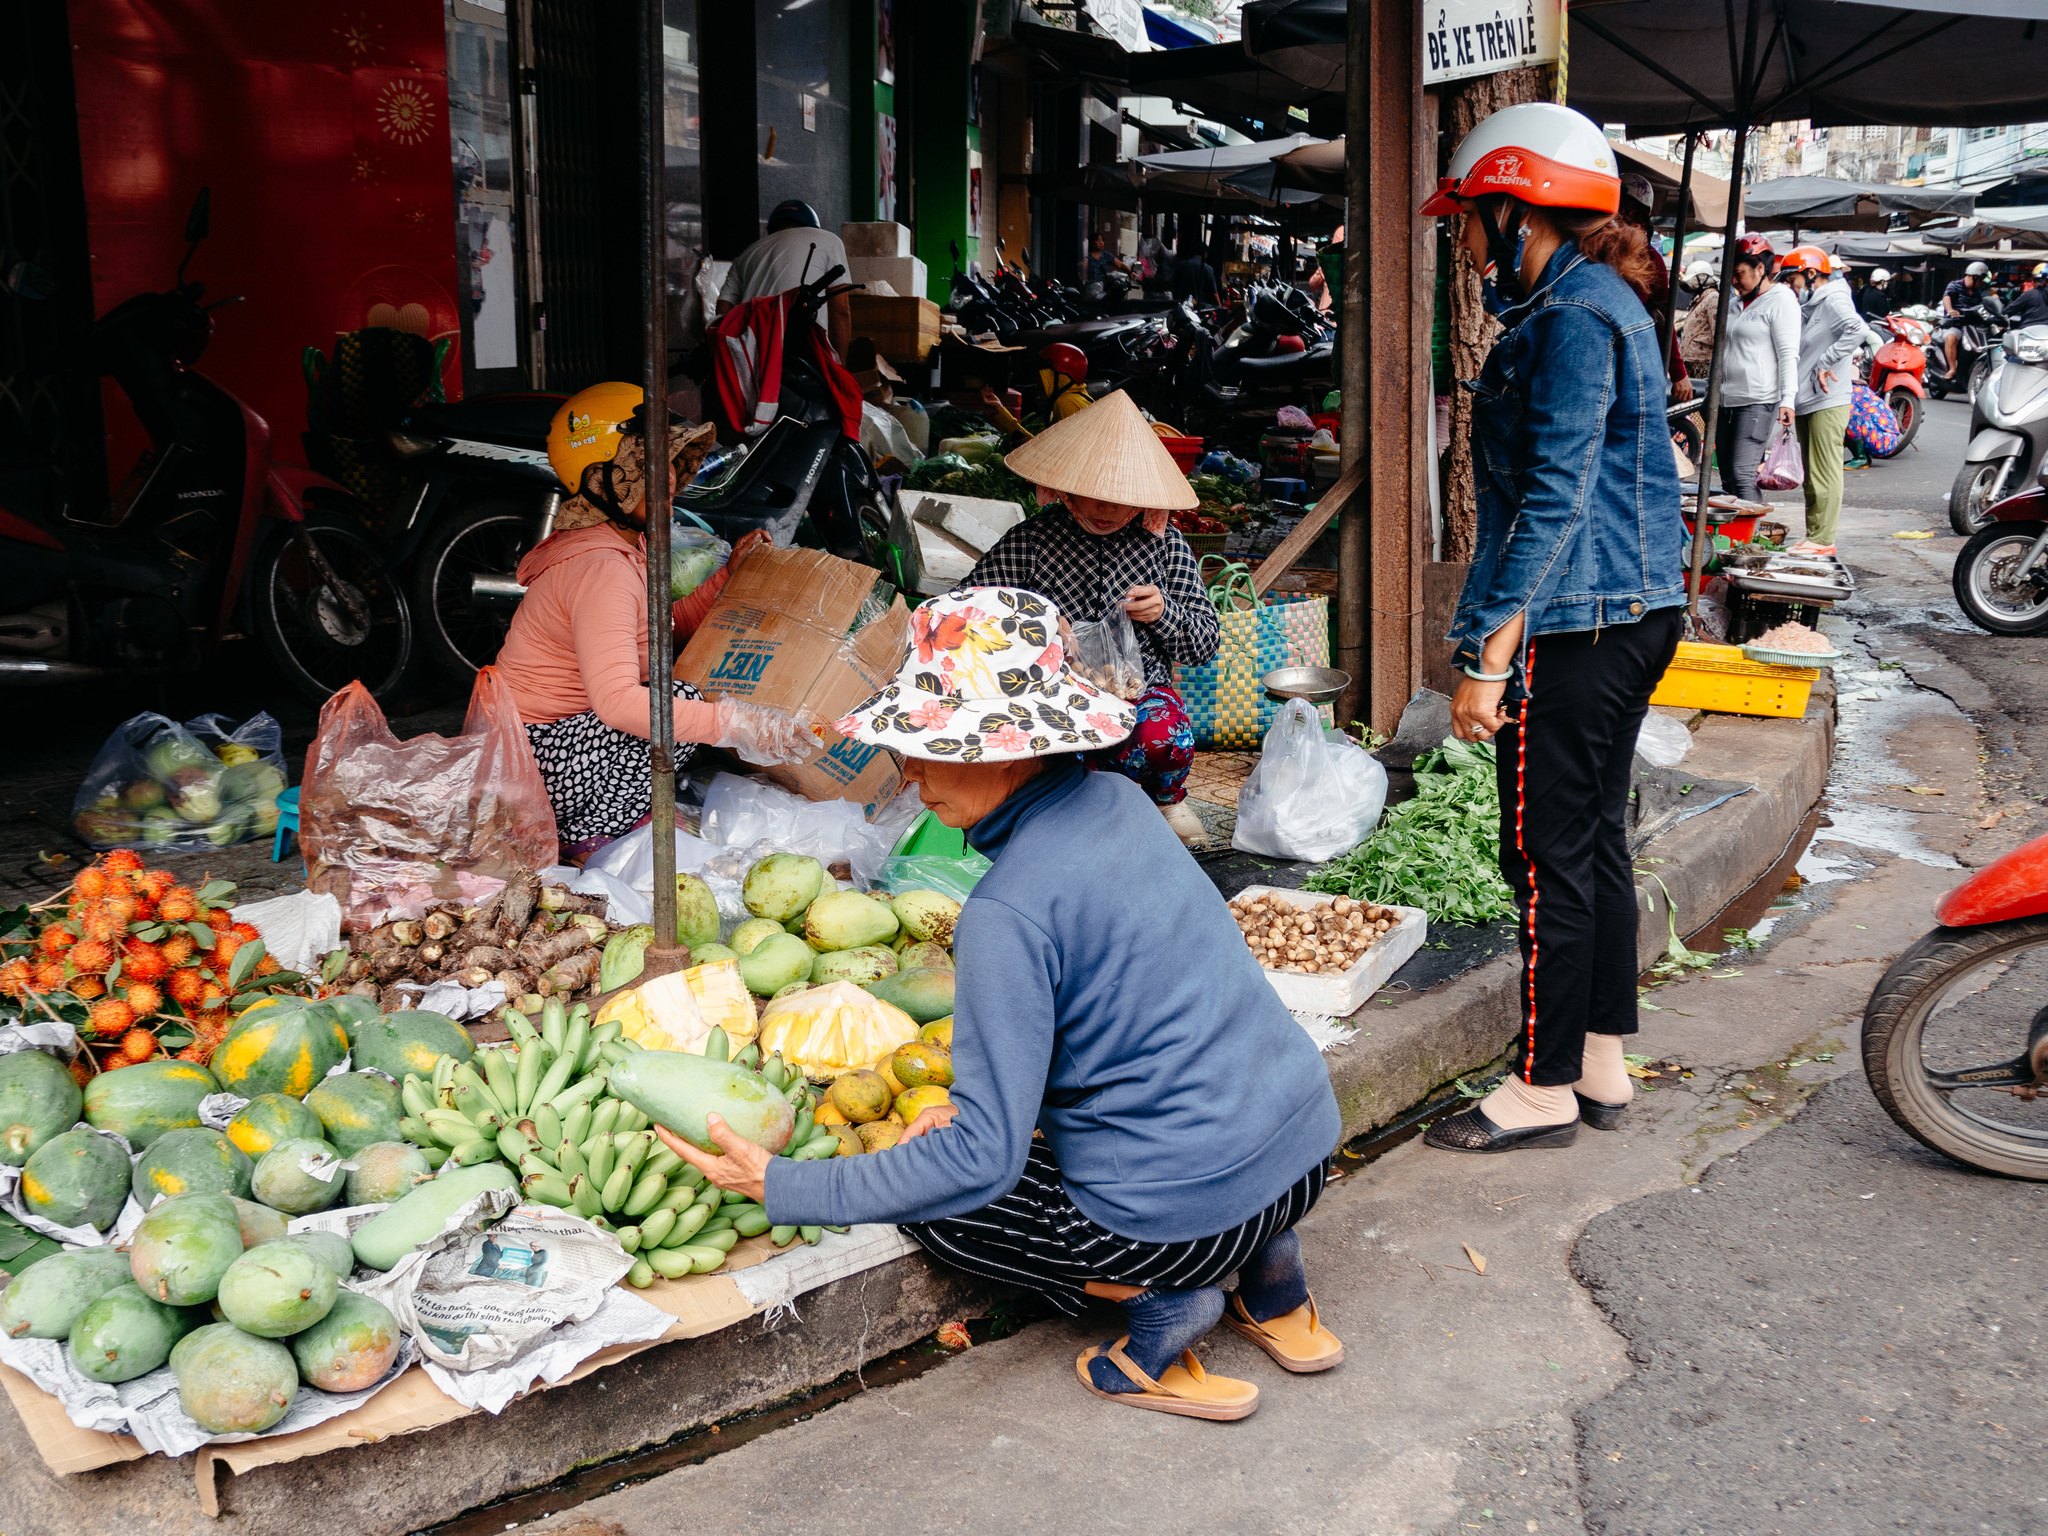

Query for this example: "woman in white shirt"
[1713,233,1799,500]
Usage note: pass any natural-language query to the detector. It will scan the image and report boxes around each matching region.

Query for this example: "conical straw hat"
[1004,390,1199,510]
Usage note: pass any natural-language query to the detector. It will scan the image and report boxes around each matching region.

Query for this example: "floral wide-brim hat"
[834,587,1137,762]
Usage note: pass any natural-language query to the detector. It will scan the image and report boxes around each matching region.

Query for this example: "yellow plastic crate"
[1648,641,1819,719]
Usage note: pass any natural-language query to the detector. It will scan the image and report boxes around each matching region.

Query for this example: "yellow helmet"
[547,382,645,493]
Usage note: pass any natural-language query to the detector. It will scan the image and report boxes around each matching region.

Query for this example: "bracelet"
[1462,663,1513,683]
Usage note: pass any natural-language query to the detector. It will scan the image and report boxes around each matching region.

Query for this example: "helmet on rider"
[1777,245,1831,275]
[767,200,822,233]
[546,383,684,527]
[1417,102,1620,301]
[1966,260,1991,279]
[1038,342,1088,383]
[1683,260,1716,290]
[2034,263,2048,279]
[1871,268,1893,285]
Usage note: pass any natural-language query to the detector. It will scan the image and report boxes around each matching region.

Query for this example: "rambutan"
[205,908,232,934]
[195,1007,230,1032]
[101,850,143,874]
[137,869,175,901]
[176,1043,209,1064]
[0,959,31,997]
[129,894,158,922]
[254,954,281,976]
[211,934,243,969]
[229,922,260,944]
[36,926,75,957]
[68,939,114,974]
[158,887,198,922]
[161,932,197,965]
[167,969,205,1005]
[69,977,105,1002]
[88,999,135,1037]
[125,982,163,1016]
[115,1028,159,1064]
[199,981,228,1010]
[102,893,138,928]
[68,1056,94,1088]
[31,959,65,992]
[73,867,112,901]
[80,903,121,944]
[121,938,168,982]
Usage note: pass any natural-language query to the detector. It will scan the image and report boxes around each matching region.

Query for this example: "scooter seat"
[1235,347,1329,380]
[410,393,566,449]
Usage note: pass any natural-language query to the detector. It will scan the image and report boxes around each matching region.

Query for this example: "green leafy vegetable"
[1304,738,1515,926]
[903,455,1037,520]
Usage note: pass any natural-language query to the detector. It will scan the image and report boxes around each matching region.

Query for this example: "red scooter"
[1864,311,1930,457]
[1864,828,2048,1178]
[0,190,413,702]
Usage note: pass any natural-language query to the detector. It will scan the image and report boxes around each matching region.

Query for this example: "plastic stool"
[271,786,301,863]
[1264,477,1307,502]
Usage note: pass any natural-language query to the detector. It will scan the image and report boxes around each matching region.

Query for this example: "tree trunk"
[1440,66,1547,564]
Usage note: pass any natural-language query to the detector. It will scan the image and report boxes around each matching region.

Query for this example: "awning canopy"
[1135,132,1323,185]
[1239,0,1345,95]
[1742,175,1976,231]
[1565,0,2048,135]
[1612,141,1738,228]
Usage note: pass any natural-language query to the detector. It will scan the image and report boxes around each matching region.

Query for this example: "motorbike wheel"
[1968,353,1996,405]
[410,498,539,684]
[1949,456,2016,536]
[1864,917,2048,1179]
[1952,519,2048,634]
[248,511,415,705]
[1875,388,1921,457]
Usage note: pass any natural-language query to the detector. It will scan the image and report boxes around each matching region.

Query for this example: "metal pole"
[645,0,682,968]
[1333,0,1368,729]
[1659,132,1697,381]
[1687,122,1748,622]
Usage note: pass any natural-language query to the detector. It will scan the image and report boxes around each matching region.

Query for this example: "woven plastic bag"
[302,667,558,931]
[1754,421,1805,491]
[1230,700,1387,863]
[71,712,287,853]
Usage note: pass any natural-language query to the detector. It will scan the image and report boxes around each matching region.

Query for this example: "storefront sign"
[1086,0,1145,53]
[1422,0,1562,87]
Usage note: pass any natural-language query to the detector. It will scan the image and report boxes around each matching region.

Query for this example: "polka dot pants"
[526,679,702,847]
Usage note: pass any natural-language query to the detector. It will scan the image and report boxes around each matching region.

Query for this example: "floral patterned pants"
[1087,683,1195,805]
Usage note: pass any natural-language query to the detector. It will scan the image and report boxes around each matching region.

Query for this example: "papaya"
[209,1001,349,1099]
[303,1072,404,1156]
[803,890,899,952]
[225,1093,324,1158]
[229,1197,289,1249]
[283,1230,354,1281]
[82,1058,218,1148]
[69,1282,207,1383]
[0,1049,83,1166]
[861,967,956,1025]
[0,1247,135,1339]
[217,1240,337,1337]
[605,1051,797,1156]
[346,1010,474,1081]
[129,1192,245,1305]
[350,1161,517,1272]
[251,1138,345,1215]
[20,1129,130,1231]
[172,1322,299,1433]
[132,1128,254,1204]
[323,993,385,1043]
[290,1288,400,1392]
[346,1141,433,1206]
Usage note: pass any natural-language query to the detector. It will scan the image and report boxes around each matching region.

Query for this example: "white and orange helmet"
[1419,102,1621,217]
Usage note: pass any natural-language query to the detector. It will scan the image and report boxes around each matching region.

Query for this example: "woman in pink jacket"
[496,384,809,859]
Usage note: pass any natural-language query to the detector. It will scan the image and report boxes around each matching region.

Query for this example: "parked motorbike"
[0,189,414,702]
[1864,825,2048,1178]
[1925,294,2004,403]
[1863,312,1929,458]
[1948,324,2048,536]
[1950,480,2048,634]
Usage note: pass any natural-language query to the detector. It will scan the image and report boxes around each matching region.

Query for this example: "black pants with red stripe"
[1495,608,1683,1086]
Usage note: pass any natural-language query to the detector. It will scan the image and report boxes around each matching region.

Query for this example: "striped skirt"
[902,1140,1327,1318]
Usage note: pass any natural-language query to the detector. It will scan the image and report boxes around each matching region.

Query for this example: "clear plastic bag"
[70,712,288,853]
[1754,423,1805,491]
[1068,607,1147,700]
[1230,700,1388,863]
[301,668,560,931]
[872,850,992,903]
[698,775,921,886]
[1634,712,1694,768]
[669,522,729,600]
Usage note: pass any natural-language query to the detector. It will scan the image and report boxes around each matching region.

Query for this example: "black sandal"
[1422,1101,1578,1153]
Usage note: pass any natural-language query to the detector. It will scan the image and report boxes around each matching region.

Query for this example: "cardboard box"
[841,221,913,258]
[903,487,1026,555]
[849,294,943,365]
[677,547,912,817]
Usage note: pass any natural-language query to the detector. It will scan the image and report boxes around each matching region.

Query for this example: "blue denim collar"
[1494,240,1587,328]
[964,757,1089,860]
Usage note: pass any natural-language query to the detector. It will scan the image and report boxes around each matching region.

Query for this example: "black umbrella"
[1743,174,1974,230]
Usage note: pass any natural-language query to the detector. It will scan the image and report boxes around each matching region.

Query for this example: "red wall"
[69,0,459,493]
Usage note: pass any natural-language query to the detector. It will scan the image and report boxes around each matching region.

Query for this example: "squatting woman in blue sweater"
[658,587,1343,1421]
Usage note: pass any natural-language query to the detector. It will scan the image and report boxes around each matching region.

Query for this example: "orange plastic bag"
[302,668,560,931]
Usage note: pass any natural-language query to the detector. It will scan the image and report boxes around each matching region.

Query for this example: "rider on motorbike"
[1942,261,1994,379]
[1037,343,1094,422]
[2008,263,2048,329]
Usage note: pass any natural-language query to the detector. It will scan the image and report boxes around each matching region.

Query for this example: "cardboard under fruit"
[1234,886,1428,1016]
[677,546,912,818]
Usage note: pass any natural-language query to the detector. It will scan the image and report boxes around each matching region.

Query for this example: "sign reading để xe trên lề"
[1422,0,1561,88]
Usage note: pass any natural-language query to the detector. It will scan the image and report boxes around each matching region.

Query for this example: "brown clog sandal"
[1074,1337,1260,1420]
[1223,1292,1344,1373]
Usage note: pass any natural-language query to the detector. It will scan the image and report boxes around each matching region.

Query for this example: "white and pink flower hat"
[834,587,1136,762]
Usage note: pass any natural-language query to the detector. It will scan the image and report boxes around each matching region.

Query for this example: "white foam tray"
[1234,885,1428,1017]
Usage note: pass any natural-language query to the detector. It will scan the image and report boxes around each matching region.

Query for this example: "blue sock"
[1234,1229,1309,1324]
[1088,1285,1225,1394]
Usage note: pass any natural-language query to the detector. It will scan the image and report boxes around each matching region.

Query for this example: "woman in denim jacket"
[1419,104,1687,1154]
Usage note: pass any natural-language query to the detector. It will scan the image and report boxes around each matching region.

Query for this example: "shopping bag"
[71,712,288,853]
[1754,422,1805,490]
[1846,383,1902,457]
[1068,607,1146,700]
[1174,592,1333,749]
[302,667,559,931]
[1230,700,1387,863]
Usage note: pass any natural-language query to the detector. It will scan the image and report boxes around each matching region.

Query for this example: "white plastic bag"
[1230,701,1388,863]
[1634,712,1694,768]
[699,774,921,885]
